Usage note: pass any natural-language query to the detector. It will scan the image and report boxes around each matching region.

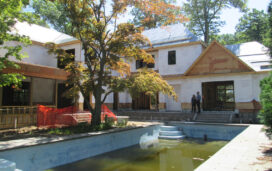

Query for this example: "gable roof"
[11,22,78,44]
[225,41,271,72]
[184,40,254,76]
[142,23,200,48]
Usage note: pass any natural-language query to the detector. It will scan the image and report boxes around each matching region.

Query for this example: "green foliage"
[235,9,269,46]
[0,0,31,87]
[47,122,114,135]
[127,69,177,100]
[31,0,72,34]
[267,2,272,56]
[259,72,272,131]
[183,0,247,44]
[213,33,240,45]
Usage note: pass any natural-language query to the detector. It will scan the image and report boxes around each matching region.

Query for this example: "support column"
[30,77,33,106]
[54,80,58,108]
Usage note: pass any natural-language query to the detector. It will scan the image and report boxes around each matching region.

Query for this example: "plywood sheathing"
[185,41,254,76]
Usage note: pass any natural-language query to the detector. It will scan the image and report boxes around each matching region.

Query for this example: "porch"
[0,62,71,129]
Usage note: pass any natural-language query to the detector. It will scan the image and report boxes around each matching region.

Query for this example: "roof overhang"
[2,62,69,80]
[144,41,206,52]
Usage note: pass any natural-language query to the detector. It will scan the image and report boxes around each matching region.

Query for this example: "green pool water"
[48,139,227,171]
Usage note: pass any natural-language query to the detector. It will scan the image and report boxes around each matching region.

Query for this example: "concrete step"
[158,135,186,140]
[195,114,230,122]
[160,126,179,131]
[197,116,229,119]
[197,120,229,123]
[159,131,183,136]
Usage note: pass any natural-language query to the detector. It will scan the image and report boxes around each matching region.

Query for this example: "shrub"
[259,72,272,131]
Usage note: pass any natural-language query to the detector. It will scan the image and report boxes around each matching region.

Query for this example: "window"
[168,51,176,65]
[58,49,75,69]
[2,82,30,106]
[147,55,155,68]
[216,83,234,103]
[136,59,145,69]
[136,55,155,69]
[260,65,272,69]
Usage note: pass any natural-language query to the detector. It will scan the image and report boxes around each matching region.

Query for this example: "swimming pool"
[48,138,228,171]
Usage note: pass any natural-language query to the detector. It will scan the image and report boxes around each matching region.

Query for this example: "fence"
[0,105,117,130]
[0,106,53,129]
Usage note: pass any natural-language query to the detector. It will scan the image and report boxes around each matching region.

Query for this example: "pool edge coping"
[0,123,163,152]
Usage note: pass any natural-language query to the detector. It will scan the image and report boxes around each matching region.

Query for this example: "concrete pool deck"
[196,124,272,171]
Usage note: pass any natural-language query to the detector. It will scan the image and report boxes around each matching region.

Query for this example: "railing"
[0,106,55,129]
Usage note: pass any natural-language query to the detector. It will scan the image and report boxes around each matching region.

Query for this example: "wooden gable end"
[185,41,253,76]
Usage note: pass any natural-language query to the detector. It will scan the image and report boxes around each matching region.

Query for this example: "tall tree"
[183,0,247,44]
[267,1,272,56]
[47,0,180,126]
[31,0,72,34]
[235,9,269,46]
[130,0,187,29]
[0,0,31,87]
[258,2,272,132]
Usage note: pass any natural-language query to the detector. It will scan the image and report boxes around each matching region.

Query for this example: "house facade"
[0,22,271,121]
[102,24,271,116]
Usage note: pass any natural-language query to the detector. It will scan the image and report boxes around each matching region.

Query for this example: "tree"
[235,9,269,46]
[259,73,272,131]
[31,0,72,35]
[183,0,247,44]
[258,2,272,131]
[130,0,187,29]
[47,0,179,126]
[0,0,31,87]
[267,1,272,56]
[213,33,240,45]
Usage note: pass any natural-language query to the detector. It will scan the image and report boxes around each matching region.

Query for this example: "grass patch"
[47,122,114,135]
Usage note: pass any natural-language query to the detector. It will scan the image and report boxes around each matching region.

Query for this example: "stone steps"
[195,113,231,123]
[158,126,186,140]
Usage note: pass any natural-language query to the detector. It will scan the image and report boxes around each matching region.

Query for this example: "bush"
[259,72,272,131]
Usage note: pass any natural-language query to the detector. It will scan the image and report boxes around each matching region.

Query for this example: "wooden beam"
[2,62,69,80]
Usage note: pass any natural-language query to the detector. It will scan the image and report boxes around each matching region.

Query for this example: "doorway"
[166,85,181,111]
[132,92,150,110]
[202,81,235,111]
[57,83,73,108]
[113,92,119,110]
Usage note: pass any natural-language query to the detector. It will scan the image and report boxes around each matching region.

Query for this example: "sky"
[219,0,270,34]
[25,0,271,35]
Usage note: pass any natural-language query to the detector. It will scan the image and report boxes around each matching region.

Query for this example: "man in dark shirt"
[196,91,201,113]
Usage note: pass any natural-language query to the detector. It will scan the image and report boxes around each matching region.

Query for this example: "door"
[132,92,150,110]
[57,83,73,108]
[166,85,181,111]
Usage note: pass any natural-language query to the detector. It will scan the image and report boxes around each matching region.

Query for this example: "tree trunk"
[203,0,209,44]
[91,92,102,126]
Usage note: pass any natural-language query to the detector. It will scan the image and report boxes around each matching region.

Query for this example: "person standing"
[196,91,201,113]
[191,94,196,113]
